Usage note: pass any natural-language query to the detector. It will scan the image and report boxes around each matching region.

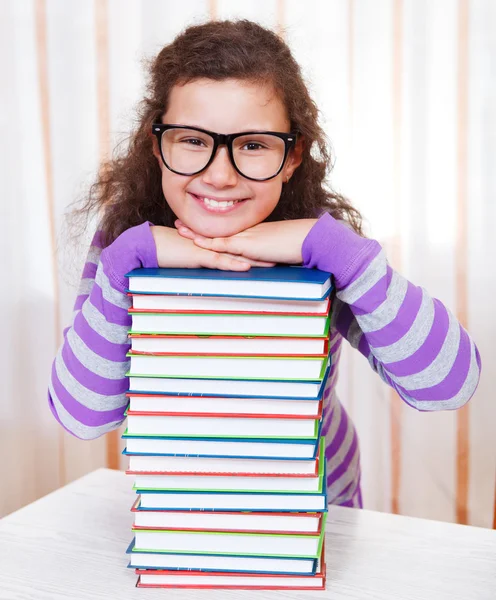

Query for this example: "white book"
[127,354,327,380]
[129,334,328,356]
[127,454,318,475]
[128,545,317,574]
[129,312,329,336]
[133,528,324,558]
[126,414,319,438]
[132,503,322,533]
[127,394,322,417]
[137,571,325,589]
[131,293,330,314]
[138,491,327,511]
[123,435,318,459]
[127,266,332,300]
[132,473,321,493]
[128,373,327,398]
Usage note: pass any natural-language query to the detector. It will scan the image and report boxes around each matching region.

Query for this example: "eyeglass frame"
[151,123,298,182]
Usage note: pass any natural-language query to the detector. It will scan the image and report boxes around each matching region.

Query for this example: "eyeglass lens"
[161,128,286,180]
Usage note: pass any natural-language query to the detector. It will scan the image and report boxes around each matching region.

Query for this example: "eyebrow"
[162,123,291,134]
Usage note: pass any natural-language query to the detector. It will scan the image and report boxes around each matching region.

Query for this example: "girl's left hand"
[174,219,318,265]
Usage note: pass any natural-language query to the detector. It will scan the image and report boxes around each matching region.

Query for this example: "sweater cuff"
[302,212,380,290]
[101,221,158,292]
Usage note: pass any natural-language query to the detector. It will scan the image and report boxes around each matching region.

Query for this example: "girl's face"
[153,78,303,238]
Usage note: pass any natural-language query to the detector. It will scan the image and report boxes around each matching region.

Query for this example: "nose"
[201,145,238,188]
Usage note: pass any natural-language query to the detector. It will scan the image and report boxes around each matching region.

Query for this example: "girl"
[49,19,481,508]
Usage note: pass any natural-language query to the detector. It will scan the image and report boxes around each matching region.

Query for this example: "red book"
[135,547,326,589]
[130,497,325,535]
[128,333,330,357]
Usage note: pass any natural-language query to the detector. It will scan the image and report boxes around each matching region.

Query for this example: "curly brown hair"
[69,18,363,248]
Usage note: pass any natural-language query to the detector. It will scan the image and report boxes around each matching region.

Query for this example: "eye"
[180,137,207,147]
[242,141,267,151]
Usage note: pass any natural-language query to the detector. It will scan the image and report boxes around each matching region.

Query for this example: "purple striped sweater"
[48,213,481,507]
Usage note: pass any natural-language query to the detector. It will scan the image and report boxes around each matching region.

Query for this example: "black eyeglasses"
[152,124,297,181]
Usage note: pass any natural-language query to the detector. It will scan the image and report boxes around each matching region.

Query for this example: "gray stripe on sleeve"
[337,249,387,305]
[86,245,102,265]
[355,271,409,333]
[54,353,129,411]
[78,278,95,296]
[403,340,480,411]
[364,288,434,363]
[49,381,124,440]
[389,310,461,389]
[66,327,129,380]
[82,300,130,343]
[96,267,132,310]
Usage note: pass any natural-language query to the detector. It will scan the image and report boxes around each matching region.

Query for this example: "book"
[137,489,328,512]
[136,554,325,588]
[131,444,324,493]
[125,452,320,476]
[126,266,333,300]
[130,293,331,314]
[126,539,318,574]
[136,569,324,590]
[128,363,330,398]
[123,264,332,590]
[126,393,323,417]
[132,472,322,493]
[132,520,327,558]
[131,498,324,533]
[125,410,322,438]
[129,333,329,356]
[122,432,320,459]
[126,352,329,380]
[128,311,330,337]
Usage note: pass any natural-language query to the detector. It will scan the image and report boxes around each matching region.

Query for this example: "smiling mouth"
[190,193,249,212]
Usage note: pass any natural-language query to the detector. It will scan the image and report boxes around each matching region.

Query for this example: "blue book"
[126,539,318,575]
[121,431,321,460]
[130,516,327,559]
[135,479,328,513]
[127,362,330,399]
[126,265,333,301]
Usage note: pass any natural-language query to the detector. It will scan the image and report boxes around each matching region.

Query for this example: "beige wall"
[1,0,495,528]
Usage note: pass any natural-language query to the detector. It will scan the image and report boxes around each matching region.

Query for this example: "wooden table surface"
[1,468,495,599]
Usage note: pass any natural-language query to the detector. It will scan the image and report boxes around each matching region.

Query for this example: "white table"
[0,468,495,599]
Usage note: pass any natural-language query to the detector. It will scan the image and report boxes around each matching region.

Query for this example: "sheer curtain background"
[1,0,495,527]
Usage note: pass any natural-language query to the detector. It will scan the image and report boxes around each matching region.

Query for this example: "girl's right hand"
[150,226,276,271]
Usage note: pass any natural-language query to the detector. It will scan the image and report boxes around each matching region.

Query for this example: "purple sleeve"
[302,213,481,410]
[48,221,158,439]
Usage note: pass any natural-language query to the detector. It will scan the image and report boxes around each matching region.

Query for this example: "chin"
[185,214,260,239]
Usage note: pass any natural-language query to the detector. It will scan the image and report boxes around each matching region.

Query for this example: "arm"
[48,222,158,439]
[302,213,481,411]
[48,221,273,440]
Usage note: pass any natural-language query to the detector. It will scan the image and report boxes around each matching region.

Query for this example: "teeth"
[202,197,237,208]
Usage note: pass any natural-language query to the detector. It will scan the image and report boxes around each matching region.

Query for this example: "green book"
[131,440,325,494]
[132,512,327,559]
[126,352,329,382]
[128,312,331,338]
[124,406,323,440]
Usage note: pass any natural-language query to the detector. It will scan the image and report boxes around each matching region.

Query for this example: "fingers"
[224,253,276,267]
[175,219,245,257]
[175,221,196,241]
[194,235,233,253]
[199,249,251,271]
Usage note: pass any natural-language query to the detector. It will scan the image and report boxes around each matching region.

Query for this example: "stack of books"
[122,265,333,590]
